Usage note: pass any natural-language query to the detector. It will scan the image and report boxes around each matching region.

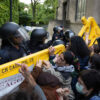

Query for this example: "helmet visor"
[15,27,30,42]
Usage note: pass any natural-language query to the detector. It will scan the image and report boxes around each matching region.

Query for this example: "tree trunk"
[31,0,37,22]
[31,0,34,20]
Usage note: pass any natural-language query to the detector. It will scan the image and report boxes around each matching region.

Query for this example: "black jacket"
[0,45,27,65]
[28,40,52,54]
[52,32,64,42]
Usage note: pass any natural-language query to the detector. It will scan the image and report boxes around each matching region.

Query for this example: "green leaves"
[18,2,32,25]
[34,0,58,24]
[0,0,19,26]
[0,0,58,26]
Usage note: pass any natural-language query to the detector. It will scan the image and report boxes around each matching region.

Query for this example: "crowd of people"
[0,22,100,100]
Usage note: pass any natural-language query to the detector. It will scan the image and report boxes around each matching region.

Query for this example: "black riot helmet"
[52,39,65,46]
[53,26,58,33]
[30,28,47,42]
[0,22,29,44]
[0,22,19,39]
[65,30,75,40]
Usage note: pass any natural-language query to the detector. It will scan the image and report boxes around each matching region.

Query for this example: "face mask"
[76,82,87,95]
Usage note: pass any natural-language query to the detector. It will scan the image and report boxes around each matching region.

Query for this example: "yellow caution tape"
[0,45,66,79]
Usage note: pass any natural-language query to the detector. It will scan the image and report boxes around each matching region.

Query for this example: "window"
[76,0,86,21]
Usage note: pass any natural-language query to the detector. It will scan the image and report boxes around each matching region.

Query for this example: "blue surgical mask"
[76,82,86,95]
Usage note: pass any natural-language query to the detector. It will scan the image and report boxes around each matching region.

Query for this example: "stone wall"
[70,23,83,35]
[68,0,76,23]
[86,0,100,24]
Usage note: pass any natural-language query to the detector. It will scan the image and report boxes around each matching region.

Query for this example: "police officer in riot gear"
[64,30,75,44]
[0,22,28,65]
[28,28,52,53]
[52,26,64,42]
[53,26,58,34]
[60,25,64,34]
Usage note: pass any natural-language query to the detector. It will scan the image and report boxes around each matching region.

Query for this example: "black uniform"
[0,22,28,65]
[52,32,64,42]
[52,26,64,42]
[0,45,26,65]
[64,30,75,44]
[28,43,51,53]
[28,28,52,53]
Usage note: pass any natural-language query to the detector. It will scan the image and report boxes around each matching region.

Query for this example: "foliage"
[30,0,58,25]
[44,0,58,18]
[0,0,19,26]
[35,4,54,24]
[19,12,32,25]
[0,0,58,26]
[18,2,32,25]
[30,0,40,22]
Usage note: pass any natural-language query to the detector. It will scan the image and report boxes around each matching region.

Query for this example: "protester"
[2,63,47,100]
[89,44,100,55]
[42,46,75,100]
[56,88,70,100]
[75,70,100,100]
[70,36,90,70]
[90,54,100,71]
[1,90,32,100]
[20,61,61,100]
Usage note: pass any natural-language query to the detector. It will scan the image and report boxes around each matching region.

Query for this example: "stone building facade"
[48,0,100,38]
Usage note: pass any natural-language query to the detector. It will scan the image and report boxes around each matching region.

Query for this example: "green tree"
[19,12,32,25]
[18,2,32,25]
[0,0,19,26]
[34,0,58,24]
[31,0,40,21]
[44,0,58,18]
[19,0,58,25]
